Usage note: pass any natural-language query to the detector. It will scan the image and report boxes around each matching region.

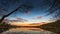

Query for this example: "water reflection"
[1,27,57,34]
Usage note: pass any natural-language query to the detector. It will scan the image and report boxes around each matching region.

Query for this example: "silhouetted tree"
[0,3,33,24]
[0,6,20,23]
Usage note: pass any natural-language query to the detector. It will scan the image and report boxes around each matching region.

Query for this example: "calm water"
[1,27,57,34]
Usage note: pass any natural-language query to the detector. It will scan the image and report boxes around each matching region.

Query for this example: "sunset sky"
[0,0,59,24]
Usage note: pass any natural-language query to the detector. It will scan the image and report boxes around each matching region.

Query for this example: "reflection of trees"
[0,22,10,33]
[40,20,60,34]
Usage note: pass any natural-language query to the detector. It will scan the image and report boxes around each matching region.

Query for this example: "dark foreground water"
[1,27,57,34]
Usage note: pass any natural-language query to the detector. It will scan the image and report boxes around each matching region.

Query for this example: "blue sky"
[0,0,59,23]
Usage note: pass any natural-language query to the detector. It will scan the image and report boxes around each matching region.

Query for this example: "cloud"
[33,16,42,19]
[26,10,31,14]
[23,10,31,15]
[4,17,28,23]
[14,17,28,22]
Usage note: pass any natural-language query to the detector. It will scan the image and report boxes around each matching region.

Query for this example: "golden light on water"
[8,27,47,32]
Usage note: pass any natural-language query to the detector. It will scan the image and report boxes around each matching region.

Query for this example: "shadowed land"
[40,20,60,34]
[0,23,17,33]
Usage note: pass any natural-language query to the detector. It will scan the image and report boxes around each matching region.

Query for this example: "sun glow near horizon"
[8,20,49,26]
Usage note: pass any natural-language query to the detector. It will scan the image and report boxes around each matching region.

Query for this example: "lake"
[1,27,57,34]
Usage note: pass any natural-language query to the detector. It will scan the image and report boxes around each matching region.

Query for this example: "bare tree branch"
[0,5,21,23]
